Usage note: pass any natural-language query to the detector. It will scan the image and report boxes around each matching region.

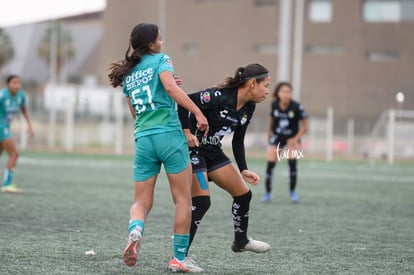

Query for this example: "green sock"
[173,233,189,261]
[128,219,144,236]
[3,169,13,187]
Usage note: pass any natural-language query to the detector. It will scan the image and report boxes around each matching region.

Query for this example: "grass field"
[0,151,413,274]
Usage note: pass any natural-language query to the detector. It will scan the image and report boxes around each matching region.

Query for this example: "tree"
[38,21,75,82]
[0,28,14,71]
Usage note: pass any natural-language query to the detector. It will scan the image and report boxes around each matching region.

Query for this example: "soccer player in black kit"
[261,82,308,203]
[178,64,271,266]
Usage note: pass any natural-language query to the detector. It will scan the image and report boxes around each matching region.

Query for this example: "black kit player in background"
[178,64,271,259]
[261,82,308,203]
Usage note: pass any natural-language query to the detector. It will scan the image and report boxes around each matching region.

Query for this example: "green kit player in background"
[0,75,34,193]
[108,23,208,273]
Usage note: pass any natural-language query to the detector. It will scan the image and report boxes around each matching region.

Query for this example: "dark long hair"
[217,63,269,89]
[272,82,292,100]
[6,74,19,84]
[108,23,159,88]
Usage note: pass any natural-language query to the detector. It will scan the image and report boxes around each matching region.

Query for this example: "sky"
[0,0,106,27]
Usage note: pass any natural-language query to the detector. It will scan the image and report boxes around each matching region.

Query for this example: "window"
[255,0,276,7]
[305,45,344,55]
[402,0,414,20]
[181,43,199,55]
[363,0,414,22]
[308,0,333,22]
[254,44,278,54]
[368,51,399,61]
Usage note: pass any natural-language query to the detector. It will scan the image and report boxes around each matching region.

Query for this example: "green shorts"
[0,125,11,142]
[133,130,190,181]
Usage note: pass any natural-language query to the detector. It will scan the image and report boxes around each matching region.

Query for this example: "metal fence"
[12,84,414,163]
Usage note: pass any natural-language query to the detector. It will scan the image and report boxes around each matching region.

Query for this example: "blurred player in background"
[178,64,272,262]
[0,75,34,193]
[108,23,208,273]
[261,82,308,203]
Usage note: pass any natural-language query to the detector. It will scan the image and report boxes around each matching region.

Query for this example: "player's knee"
[192,196,210,214]
[233,190,252,205]
[8,150,18,160]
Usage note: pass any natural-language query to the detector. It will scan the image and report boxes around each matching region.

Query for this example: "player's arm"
[177,98,199,147]
[177,91,203,129]
[232,124,260,186]
[267,115,273,141]
[294,118,308,141]
[267,102,275,141]
[125,97,136,120]
[160,71,208,134]
[287,117,308,150]
[20,106,34,137]
[289,105,308,144]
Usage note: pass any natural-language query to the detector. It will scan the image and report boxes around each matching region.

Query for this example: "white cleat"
[168,257,204,273]
[231,239,271,253]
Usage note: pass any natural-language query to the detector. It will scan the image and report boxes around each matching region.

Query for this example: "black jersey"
[178,87,255,171]
[270,99,307,139]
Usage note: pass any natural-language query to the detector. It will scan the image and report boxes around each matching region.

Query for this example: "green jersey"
[123,53,181,139]
[0,88,26,127]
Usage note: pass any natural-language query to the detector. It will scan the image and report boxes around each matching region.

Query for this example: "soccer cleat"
[184,257,204,272]
[1,183,22,193]
[168,257,204,273]
[290,191,298,203]
[123,228,143,267]
[231,238,271,253]
[260,192,271,202]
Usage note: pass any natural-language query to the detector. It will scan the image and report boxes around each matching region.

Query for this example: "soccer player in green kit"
[108,23,208,273]
[0,75,34,193]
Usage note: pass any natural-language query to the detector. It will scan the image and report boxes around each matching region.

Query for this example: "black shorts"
[269,134,288,147]
[269,134,301,148]
[189,147,231,174]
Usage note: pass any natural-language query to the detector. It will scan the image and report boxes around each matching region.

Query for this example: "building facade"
[98,0,414,134]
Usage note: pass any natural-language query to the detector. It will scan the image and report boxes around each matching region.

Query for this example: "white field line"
[17,157,413,183]
[18,157,130,168]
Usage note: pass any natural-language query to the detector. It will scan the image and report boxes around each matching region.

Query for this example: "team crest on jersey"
[200,91,211,104]
[288,110,295,118]
[241,114,248,125]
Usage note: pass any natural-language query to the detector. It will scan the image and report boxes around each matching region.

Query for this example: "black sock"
[288,159,297,192]
[265,161,276,193]
[232,190,252,247]
[187,196,210,255]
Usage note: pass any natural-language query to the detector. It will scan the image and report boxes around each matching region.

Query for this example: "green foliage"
[37,21,75,77]
[0,28,14,70]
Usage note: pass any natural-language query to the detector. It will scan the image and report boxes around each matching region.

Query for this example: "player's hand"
[174,76,183,86]
[241,170,260,186]
[194,113,209,135]
[27,126,34,138]
[183,129,199,147]
[287,138,299,149]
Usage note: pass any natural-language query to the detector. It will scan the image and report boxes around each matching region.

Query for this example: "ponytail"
[108,23,160,88]
[108,43,144,88]
[217,63,269,89]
